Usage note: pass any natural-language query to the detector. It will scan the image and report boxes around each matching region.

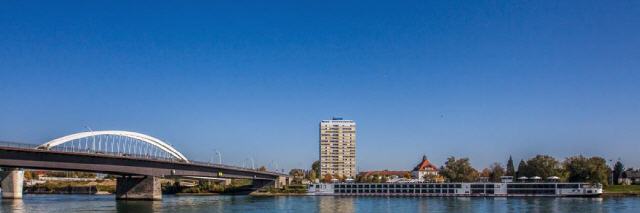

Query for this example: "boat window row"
[507,184,557,189]
[556,184,581,189]
[335,189,457,194]
[334,184,462,189]
[470,184,496,189]
[507,189,555,194]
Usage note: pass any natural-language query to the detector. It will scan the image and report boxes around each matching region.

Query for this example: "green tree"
[613,161,624,185]
[311,160,320,178]
[564,156,610,186]
[524,155,562,179]
[289,169,304,177]
[506,156,515,176]
[308,170,317,181]
[488,163,505,182]
[258,166,267,171]
[440,157,479,182]
[289,169,305,184]
[516,159,528,177]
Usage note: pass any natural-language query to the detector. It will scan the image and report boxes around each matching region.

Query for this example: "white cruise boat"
[308,178,603,197]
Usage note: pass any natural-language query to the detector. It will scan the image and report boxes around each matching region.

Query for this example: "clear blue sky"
[1,1,639,171]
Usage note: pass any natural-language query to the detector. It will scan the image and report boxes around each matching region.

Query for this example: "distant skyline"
[1,1,639,171]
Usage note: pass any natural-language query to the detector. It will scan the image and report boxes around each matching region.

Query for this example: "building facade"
[620,169,640,185]
[411,155,444,182]
[320,117,356,179]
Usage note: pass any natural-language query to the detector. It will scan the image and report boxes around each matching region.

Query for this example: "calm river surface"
[1,195,639,213]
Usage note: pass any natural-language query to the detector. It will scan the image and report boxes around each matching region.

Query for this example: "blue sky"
[1,1,639,171]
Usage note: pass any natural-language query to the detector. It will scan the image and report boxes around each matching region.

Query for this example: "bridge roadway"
[0,145,286,200]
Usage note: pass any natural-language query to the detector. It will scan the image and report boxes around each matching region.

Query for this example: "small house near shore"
[620,169,640,185]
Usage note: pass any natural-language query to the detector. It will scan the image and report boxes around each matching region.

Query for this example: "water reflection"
[116,200,162,213]
[318,196,355,213]
[3,195,640,212]
[1,199,25,213]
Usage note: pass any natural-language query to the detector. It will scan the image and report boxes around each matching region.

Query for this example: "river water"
[1,195,639,213]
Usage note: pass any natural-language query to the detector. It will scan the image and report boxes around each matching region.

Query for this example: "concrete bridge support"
[0,168,24,199]
[222,179,232,186]
[115,176,161,201]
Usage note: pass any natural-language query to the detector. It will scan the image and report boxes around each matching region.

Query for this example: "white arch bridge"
[0,130,288,201]
[36,130,189,162]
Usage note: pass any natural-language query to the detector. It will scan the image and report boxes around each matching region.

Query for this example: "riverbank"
[25,180,115,194]
[251,192,308,196]
[603,185,640,196]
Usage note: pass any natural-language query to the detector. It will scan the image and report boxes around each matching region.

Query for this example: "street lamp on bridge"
[210,149,222,164]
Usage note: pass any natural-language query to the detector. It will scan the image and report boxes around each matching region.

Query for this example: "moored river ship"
[307,182,603,197]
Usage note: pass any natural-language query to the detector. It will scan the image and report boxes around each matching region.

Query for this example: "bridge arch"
[37,130,188,162]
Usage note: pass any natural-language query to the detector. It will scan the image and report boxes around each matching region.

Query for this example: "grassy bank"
[251,185,308,196]
[604,185,640,196]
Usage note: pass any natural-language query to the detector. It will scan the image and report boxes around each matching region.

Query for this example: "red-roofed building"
[356,155,444,183]
[411,155,443,182]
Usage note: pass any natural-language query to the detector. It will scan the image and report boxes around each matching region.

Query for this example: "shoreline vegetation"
[252,185,308,195]
[25,180,115,194]
[603,185,640,196]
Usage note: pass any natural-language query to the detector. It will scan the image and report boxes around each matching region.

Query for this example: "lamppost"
[215,150,222,164]
[209,149,222,164]
[609,159,614,185]
[248,157,255,170]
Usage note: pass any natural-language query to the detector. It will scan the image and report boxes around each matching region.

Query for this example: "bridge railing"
[187,159,285,175]
[0,140,181,162]
[0,141,39,149]
[48,146,183,162]
[0,141,285,176]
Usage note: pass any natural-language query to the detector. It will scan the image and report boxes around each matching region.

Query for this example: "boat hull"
[307,182,603,197]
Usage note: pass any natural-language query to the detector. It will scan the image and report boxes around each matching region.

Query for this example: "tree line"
[292,155,623,186]
[441,155,613,186]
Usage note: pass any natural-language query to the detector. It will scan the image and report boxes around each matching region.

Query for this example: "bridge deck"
[0,146,282,180]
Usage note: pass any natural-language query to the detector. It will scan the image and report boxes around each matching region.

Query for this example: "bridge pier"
[116,176,161,201]
[0,168,24,199]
